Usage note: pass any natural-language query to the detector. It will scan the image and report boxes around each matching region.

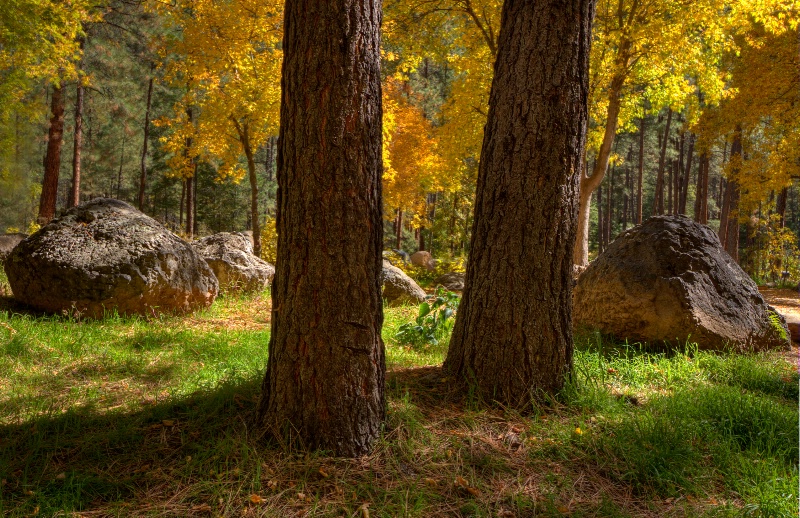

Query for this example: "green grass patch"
[0,289,796,517]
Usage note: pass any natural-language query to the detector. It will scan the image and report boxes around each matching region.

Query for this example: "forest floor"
[0,273,797,517]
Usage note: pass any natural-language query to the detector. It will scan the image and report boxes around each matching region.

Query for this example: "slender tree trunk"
[596,178,604,253]
[139,75,154,210]
[184,107,195,238]
[69,40,86,209]
[445,0,595,406]
[396,209,403,250]
[38,85,65,225]
[256,0,385,457]
[719,127,742,261]
[776,186,788,229]
[179,179,185,228]
[606,166,614,244]
[117,131,126,199]
[637,117,645,224]
[694,151,709,224]
[679,132,695,214]
[573,64,627,266]
[653,108,672,216]
[234,120,262,257]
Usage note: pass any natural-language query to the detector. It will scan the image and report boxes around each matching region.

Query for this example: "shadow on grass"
[0,375,264,517]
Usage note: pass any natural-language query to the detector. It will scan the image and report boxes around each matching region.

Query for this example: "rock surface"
[410,250,435,270]
[192,232,274,293]
[433,272,465,291]
[573,215,790,352]
[0,233,27,264]
[382,259,426,306]
[5,198,218,317]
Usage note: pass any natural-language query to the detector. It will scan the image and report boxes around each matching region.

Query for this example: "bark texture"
[444,0,595,407]
[38,85,65,225]
[256,0,385,457]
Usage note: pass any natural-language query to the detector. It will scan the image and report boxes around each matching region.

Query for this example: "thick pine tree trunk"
[256,0,385,457]
[139,76,154,210]
[445,0,595,407]
[38,85,65,225]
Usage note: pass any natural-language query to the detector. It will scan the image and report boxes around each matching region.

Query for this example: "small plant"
[395,286,459,348]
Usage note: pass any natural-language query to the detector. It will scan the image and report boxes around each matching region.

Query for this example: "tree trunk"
[396,209,403,250]
[445,0,595,406]
[776,186,788,228]
[596,179,604,253]
[139,75,154,211]
[653,108,672,216]
[694,151,709,224]
[38,84,65,225]
[234,120,262,257]
[719,128,742,261]
[637,117,644,224]
[256,0,385,457]
[573,77,623,266]
[678,132,695,214]
[184,107,195,238]
[69,40,86,209]
[117,131,126,199]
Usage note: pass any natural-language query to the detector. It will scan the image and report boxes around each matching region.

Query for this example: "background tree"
[256,0,385,456]
[445,0,595,406]
[155,0,282,253]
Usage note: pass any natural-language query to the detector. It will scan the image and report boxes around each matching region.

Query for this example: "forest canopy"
[0,0,798,278]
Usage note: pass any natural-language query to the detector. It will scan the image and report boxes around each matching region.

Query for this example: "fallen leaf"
[162,419,175,427]
[55,472,66,480]
[249,494,263,505]
[423,477,438,486]
[574,427,583,435]
[360,504,370,518]
[266,480,278,489]
[318,468,329,478]
[191,503,212,512]
[297,492,306,500]
[557,505,569,513]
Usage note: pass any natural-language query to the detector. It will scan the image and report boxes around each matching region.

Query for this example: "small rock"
[410,250,435,270]
[193,232,274,294]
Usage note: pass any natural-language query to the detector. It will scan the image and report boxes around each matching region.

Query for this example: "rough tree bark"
[139,75,154,210]
[445,0,595,407]
[256,0,385,457]
[38,85,65,225]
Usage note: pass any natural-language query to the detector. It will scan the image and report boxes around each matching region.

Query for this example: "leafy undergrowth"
[0,279,797,517]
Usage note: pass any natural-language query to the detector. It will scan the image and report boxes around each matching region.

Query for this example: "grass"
[0,269,797,517]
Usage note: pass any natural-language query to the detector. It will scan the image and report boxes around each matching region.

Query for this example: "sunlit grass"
[0,282,796,517]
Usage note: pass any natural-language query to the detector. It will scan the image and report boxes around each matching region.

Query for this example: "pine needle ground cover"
[0,272,797,517]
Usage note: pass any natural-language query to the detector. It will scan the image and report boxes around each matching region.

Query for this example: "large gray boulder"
[382,259,426,306]
[5,198,218,317]
[192,232,274,294]
[573,215,790,352]
[0,233,27,265]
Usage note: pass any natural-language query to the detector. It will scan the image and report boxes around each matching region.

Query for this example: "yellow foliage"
[151,0,282,179]
[382,80,447,223]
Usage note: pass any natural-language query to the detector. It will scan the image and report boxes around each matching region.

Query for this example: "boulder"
[433,272,465,291]
[573,215,789,352]
[410,250,435,270]
[5,198,218,317]
[192,232,274,293]
[382,259,426,306]
[0,233,27,265]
